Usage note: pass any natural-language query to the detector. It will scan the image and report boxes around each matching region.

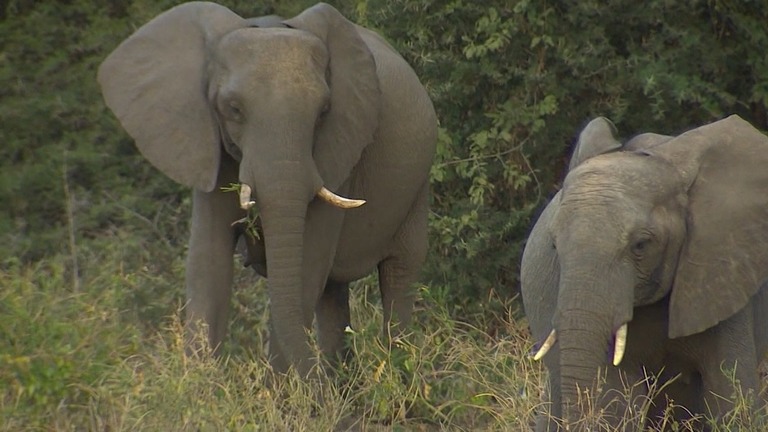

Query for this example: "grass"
[1,234,766,431]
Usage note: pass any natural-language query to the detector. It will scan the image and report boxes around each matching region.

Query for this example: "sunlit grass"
[1,237,765,431]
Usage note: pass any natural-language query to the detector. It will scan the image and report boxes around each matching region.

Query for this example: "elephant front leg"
[185,184,243,356]
[700,357,759,426]
[697,308,761,424]
[599,366,649,428]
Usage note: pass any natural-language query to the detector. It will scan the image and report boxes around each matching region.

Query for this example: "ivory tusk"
[317,186,366,209]
[239,184,256,210]
[533,329,557,361]
[612,323,628,366]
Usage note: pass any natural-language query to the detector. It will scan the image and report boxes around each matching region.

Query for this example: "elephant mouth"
[232,214,265,271]
[531,322,629,366]
[231,212,264,242]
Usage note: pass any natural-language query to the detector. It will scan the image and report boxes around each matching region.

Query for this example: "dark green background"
[2,0,766,317]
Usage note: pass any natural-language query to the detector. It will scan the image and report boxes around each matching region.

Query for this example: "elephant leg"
[698,308,760,422]
[316,280,352,365]
[701,354,759,419]
[377,257,417,336]
[598,366,648,428]
[267,198,344,374]
[648,371,704,430]
[185,156,243,356]
[377,183,429,336]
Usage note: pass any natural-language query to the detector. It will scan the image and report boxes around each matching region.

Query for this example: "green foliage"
[338,283,538,428]
[3,0,767,310]
[0,255,141,424]
[1,1,768,427]
[358,0,768,312]
[2,247,765,430]
[0,0,313,263]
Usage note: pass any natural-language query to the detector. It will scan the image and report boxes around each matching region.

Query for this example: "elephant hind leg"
[316,280,352,366]
[377,182,429,337]
[378,257,418,337]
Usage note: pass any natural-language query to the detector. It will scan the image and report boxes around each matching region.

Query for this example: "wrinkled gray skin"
[98,2,436,376]
[521,116,768,430]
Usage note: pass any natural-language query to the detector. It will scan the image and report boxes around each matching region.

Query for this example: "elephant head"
[98,2,379,366]
[522,115,768,426]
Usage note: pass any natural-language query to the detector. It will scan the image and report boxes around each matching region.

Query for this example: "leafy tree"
[359,0,768,314]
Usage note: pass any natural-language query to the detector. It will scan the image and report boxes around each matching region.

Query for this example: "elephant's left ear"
[663,115,768,338]
[283,3,380,190]
[568,117,622,171]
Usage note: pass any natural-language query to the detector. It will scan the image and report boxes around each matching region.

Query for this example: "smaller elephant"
[521,116,768,430]
[98,2,436,377]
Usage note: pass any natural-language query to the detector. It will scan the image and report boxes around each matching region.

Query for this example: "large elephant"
[98,2,436,376]
[521,116,768,430]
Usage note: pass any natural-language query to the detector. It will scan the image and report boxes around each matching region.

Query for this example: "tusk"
[317,186,366,209]
[533,329,557,361]
[239,184,256,210]
[612,323,628,366]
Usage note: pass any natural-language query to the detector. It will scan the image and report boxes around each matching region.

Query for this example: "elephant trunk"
[558,308,612,425]
[555,257,634,428]
[239,152,322,376]
[235,117,364,376]
[259,198,312,375]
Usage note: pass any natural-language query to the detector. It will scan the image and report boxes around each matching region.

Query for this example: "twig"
[62,150,81,293]
[101,191,174,250]
[436,136,530,168]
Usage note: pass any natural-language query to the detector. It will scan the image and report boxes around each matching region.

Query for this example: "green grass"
[1,236,766,431]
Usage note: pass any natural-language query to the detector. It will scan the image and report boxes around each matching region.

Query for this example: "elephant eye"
[219,97,243,122]
[630,236,651,257]
[228,101,243,121]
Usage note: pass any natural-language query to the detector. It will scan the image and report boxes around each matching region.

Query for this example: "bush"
[3,0,766,314]
[1,0,767,429]
[358,0,768,315]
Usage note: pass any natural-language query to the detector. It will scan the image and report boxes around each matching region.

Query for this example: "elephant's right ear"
[568,117,622,171]
[98,2,244,192]
[521,191,562,345]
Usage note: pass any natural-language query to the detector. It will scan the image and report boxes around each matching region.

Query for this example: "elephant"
[97,2,436,377]
[520,115,768,430]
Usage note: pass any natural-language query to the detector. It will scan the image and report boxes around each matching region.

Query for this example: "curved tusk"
[612,323,628,366]
[239,184,256,210]
[317,186,366,209]
[533,329,557,361]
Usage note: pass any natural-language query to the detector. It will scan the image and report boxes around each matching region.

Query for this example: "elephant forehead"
[565,152,682,198]
[217,28,329,77]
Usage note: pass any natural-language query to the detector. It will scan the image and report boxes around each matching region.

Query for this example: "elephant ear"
[244,15,284,28]
[521,191,562,343]
[662,115,768,338]
[98,2,244,192]
[623,132,672,152]
[283,3,380,190]
[568,117,622,171]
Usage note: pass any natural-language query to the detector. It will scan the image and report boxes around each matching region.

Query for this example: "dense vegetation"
[2,0,766,429]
